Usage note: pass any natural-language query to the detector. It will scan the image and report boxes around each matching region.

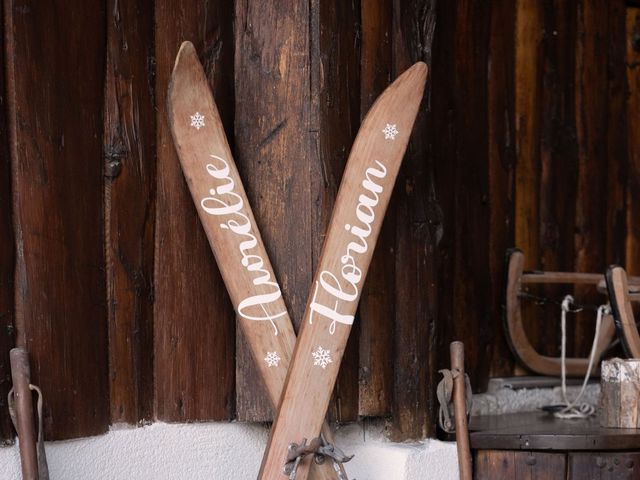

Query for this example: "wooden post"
[600,358,640,428]
[451,342,472,480]
[10,348,38,480]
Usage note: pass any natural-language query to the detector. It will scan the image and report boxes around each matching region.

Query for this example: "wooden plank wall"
[0,0,637,443]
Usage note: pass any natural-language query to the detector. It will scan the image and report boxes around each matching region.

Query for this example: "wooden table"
[469,412,640,479]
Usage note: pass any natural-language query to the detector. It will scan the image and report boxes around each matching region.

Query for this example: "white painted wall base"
[0,421,459,479]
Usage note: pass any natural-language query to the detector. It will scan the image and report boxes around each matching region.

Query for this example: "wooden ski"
[167,41,346,480]
[259,62,427,479]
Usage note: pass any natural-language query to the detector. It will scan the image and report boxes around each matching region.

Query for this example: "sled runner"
[504,248,633,376]
[606,266,640,358]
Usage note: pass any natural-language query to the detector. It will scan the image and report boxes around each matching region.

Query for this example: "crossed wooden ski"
[168,41,345,480]
[169,41,427,479]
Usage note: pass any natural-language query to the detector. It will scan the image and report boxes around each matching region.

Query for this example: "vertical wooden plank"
[357,0,395,417]
[311,0,361,422]
[488,0,517,377]
[5,0,109,439]
[604,0,628,269]
[450,0,492,387]
[0,3,15,443]
[430,0,456,388]
[574,0,609,355]
[569,452,640,479]
[627,6,640,275]
[390,0,438,440]
[514,451,566,480]
[515,0,543,272]
[538,1,578,274]
[234,0,311,421]
[475,450,516,480]
[537,0,578,358]
[514,0,544,365]
[104,0,156,425]
[154,0,235,422]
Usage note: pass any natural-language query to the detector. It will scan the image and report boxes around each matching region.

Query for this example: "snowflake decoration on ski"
[190,112,205,130]
[382,123,398,140]
[264,351,281,368]
[312,346,333,369]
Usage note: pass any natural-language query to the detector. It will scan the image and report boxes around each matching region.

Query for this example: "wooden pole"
[450,341,472,480]
[10,348,38,480]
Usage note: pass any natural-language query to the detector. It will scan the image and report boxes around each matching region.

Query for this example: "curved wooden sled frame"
[606,266,640,358]
[505,248,618,377]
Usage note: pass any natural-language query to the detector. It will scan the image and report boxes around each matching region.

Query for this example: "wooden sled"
[504,249,619,377]
[605,266,640,358]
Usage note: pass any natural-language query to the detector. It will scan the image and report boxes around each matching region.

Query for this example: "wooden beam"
[154,0,235,422]
[5,0,109,439]
[104,0,156,425]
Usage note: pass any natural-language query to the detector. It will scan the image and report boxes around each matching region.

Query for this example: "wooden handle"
[450,342,472,480]
[10,348,39,480]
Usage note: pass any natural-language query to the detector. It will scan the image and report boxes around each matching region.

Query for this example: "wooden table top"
[469,412,640,451]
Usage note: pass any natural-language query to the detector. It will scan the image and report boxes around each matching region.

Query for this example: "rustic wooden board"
[604,0,628,269]
[487,0,517,379]
[450,0,493,392]
[357,0,394,418]
[470,412,640,451]
[389,0,438,441]
[573,0,610,357]
[475,450,566,480]
[514,0,543,274]
[104,0,156,425]
[259,62,427,479]
[233,0,313,423]
[4,0,109,439]
[0,3,15,444]
[537,0,578,360]
[568,452,640,479]
[154,0,235,422]
[628,6,640,276]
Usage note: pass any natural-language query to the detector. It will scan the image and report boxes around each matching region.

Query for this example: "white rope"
[554,295,609,419]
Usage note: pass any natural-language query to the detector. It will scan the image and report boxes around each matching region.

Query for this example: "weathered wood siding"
[0,0,637,442]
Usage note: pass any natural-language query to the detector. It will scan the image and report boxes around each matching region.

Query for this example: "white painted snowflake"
[382,123,398,140]
[264,351,281,368]
[312,346,333,369]
[190,112,205,130]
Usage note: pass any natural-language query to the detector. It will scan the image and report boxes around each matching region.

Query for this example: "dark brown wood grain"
[514,0,544,367]
[604,0,628,269]
[451,0,492,388]
[390,0,438,440]
[104,0,156,425]
[569,452,640,479]
[4,0,109,439]
[311,0,361,423]
[234,0,312,421]
[475,451,566,480]
[487,0,516,378]
[475,450,516,480]
[628,6,640,276]
[537,1,579,359]
[357,0,394,418]
[154,0,235,422]
[0,2,15,444]
[573,0,610,357]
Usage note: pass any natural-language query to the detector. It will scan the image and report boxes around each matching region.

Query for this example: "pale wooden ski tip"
[259,61,428,480]
[168,41,347,480]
